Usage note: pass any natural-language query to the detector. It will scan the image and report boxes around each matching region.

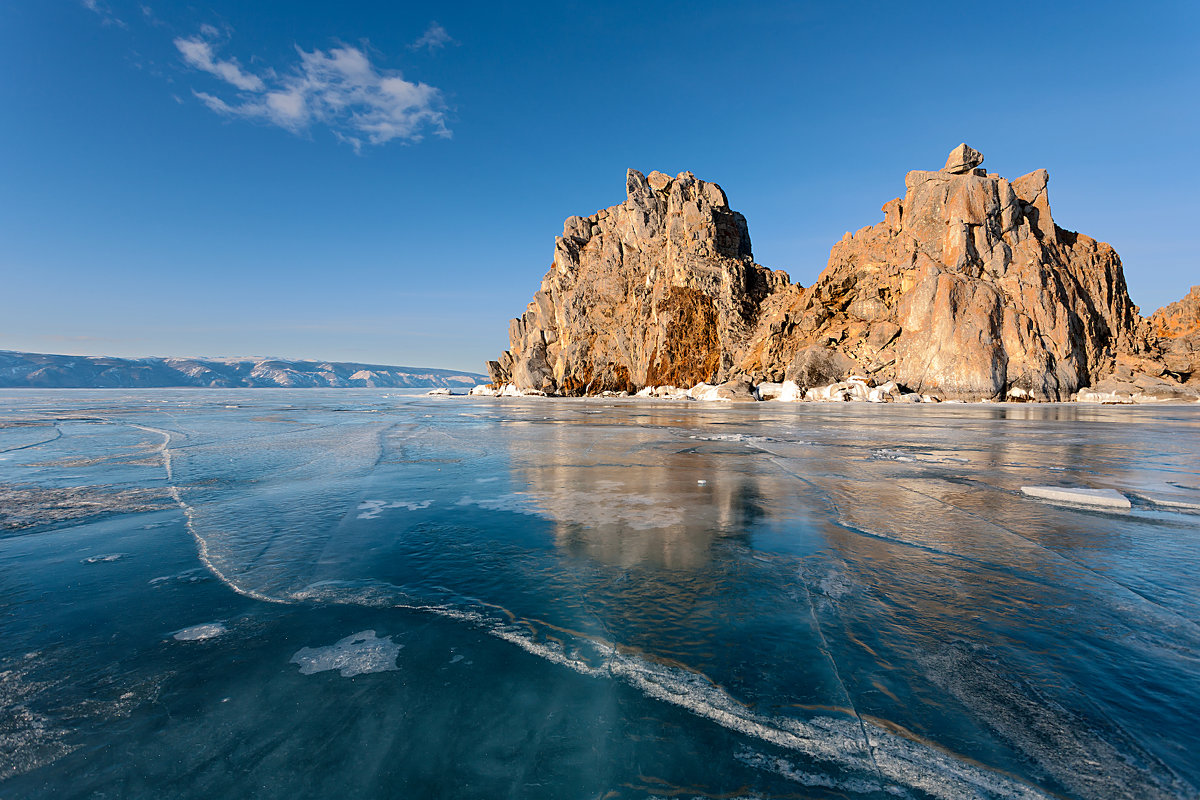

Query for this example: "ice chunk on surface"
[1021,486,1131,509]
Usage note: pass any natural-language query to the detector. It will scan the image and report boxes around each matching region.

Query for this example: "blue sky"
[1,1,1197,373]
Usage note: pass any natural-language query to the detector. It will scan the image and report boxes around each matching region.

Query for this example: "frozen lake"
[1,389,1198,799]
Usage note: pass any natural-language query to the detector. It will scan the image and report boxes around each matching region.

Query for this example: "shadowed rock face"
[490,147,1190,401]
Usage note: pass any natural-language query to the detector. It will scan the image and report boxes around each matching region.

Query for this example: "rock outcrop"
[487,169,787,395]
[742,147,1151,400]
[1151,285,1200,384]
[489,146,1196,402]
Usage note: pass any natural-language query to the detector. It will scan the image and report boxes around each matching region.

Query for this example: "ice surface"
[1021,485,1132,508]
[290,631,402,677]
[1,390,1198,798]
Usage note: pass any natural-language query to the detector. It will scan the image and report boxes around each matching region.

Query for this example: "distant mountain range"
[0,351,487,389]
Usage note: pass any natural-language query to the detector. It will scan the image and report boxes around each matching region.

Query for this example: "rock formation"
[1079,285,1200,402]
[1150,286,1200,384]
[487,169,787,395]
[488,146,1196,402]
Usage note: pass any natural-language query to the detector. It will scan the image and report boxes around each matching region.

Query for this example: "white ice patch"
[290,630,401,677]
[1021,486,1131,509]
[81,553,126,564]
[357,499,432,519]
[172,622,227,641]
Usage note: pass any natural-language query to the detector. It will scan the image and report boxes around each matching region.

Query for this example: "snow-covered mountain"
[0,351,486,389]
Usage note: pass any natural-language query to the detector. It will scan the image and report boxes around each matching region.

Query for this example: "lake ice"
[1,389,1198,799]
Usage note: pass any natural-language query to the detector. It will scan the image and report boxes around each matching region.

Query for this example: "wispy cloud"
[175,29,450,150]
[409,22,454,52]
[81,0,128,29]
[175,36,264,91]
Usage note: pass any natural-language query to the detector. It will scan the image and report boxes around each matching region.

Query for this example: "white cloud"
[410,22,454,52]
[175,29,449,149]
[174,36,265,92]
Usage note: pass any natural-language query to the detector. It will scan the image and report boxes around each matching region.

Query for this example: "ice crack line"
[0,421,62,453]
[897,480,1200,639]
[128,422,286,605]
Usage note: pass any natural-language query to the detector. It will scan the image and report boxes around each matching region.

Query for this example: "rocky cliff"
[488,146,1195,402]
[487,169,787,395]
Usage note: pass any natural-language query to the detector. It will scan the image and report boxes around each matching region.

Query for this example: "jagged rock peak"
[486,168,784,394]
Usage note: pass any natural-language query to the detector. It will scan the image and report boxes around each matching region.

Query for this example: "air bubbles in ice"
[290,630,401,677]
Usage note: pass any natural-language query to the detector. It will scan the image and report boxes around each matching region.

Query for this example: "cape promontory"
[487,146,1197,403]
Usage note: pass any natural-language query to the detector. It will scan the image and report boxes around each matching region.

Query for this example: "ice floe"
[1020,486,1131,509]
[290,630,401,677]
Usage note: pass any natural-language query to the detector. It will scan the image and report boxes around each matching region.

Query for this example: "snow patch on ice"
[81,553,126,564]
[172,622,227,641]
[357,499,433,520]
[290,630,401,677]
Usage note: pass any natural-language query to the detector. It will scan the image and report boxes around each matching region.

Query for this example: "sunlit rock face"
[743,146,1145,401]
[487,169,788,395]
[1149,285,1200,384]
[491,147,1193,401]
